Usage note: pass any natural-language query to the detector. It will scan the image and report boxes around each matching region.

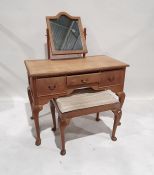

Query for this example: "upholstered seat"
[55,90,119,113]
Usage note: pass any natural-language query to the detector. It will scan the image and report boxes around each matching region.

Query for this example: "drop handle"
[81,79,88,84]
[48,85,56,90]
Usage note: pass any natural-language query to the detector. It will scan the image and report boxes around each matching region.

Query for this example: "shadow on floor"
[53,115,113,149]
[25,102,114,149]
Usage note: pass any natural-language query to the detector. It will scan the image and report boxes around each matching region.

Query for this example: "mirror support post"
[46,28,51,59]
[83,28,87,58]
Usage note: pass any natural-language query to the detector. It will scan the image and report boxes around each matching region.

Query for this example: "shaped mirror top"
[46,12,87,56]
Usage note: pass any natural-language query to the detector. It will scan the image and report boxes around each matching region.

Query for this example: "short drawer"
[100,69,124,87]
[67,73,100,87]
[99,85,123,93]
[36,76,66,97]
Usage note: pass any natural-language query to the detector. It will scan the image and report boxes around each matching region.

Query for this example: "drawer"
[99,85,123,93]
[100,69,124,87]
[67,73,100,87]
[36,76,66,97]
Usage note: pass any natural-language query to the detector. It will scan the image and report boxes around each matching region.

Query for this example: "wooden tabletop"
[25,55,129,77]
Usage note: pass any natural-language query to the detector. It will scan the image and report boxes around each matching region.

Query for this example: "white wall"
[0,0,154,101]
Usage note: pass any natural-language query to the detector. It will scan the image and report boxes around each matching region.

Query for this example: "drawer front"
[36,77,66,97]
[67,73,100,87]
[99,85,123,93]
[100,69,124,87]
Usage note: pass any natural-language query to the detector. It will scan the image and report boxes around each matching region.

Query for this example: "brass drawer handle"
[81,79,88,84]
[48,85,56,90]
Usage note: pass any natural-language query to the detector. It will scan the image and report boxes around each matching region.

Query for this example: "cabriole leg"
[27,87,34,120]
[33,105,43,146]
[116,91,125,125]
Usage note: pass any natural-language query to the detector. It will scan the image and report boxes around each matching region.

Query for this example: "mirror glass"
[49,15,83,51]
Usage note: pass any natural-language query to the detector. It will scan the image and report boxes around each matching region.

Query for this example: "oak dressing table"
[25,55,129,146]
[25,12,129,149]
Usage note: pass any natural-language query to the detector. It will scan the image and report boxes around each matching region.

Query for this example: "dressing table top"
[25,55,129,77]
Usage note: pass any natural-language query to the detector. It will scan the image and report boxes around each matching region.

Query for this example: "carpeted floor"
[0,98,154,175]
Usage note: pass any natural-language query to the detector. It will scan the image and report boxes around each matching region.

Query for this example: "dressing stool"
[50,90,124,155]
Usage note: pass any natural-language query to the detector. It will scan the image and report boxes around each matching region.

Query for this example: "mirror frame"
[46,12,88,55]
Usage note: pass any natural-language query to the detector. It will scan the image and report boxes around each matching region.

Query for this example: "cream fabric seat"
[55,90,119,113]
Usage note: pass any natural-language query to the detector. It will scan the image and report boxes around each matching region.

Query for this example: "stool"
[50,90,124,155]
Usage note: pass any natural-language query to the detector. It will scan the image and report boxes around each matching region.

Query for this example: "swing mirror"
[46,12,87,55]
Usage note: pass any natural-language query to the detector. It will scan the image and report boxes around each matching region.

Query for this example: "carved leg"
[27,87,34,120]
[116,92,125,125]
[50,100,56,131]
[58,117,70,156]
[111,110,122,141]
[33,105,43,146]
[96,112,100,121]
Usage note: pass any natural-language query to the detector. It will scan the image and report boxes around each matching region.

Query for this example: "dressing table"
[25,12,129,150]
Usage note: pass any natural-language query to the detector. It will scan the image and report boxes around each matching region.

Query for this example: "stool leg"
[111,109,122,141]
[58,117,70,156]
[50,101,56,131]
[96,112,100,121]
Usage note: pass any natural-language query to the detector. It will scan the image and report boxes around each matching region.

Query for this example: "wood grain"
[25,55,129,77]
